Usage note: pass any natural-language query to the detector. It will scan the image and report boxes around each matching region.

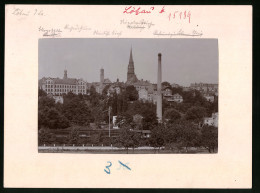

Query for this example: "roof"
[53,78,78,85]
[39,77,86,85]
[173,93,182,97]
[133,79,151,86]
[104,78,112,84]
[162,85,171,90]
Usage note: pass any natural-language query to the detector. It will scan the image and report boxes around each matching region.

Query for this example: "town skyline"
[39,38,218,87]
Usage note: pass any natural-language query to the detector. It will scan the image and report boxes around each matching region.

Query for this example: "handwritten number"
[118,160,131,170]
[104,161,112,174]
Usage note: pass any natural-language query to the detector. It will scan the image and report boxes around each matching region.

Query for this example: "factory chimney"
[157,53,162,122]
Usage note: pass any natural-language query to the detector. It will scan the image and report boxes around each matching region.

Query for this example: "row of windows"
[46,92,86,96]
[45,88,86,93]
[46,84,85,89]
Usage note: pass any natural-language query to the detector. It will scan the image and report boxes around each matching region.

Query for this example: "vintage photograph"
[38,38,218,154]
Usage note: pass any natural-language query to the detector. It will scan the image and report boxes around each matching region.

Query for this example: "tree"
[112,92,118,115]
[38,95,55,108]
[185,106,207,124]
[162,81,171,88]
[125,85,138,101]
[89,85,100,106]
[177,121,200,152]
[201,125,218,153]
[115,112,133,128]
[163,108,181,123]
[116,126,141,153]
[38,128,51,145]
[89,85,97,96]
[46,107,69,129]
[89,133,101,145]
[63,96,94,126]
[149,125,166,153]
[131,131,141,152]
[142,110,157,130]
[69,127,79,145]
[116,127,133,154]
[102,85,110,96]
[38,95,70,129]
[171,87,183,95]
[149,120,201,153]
[39,88,47,97]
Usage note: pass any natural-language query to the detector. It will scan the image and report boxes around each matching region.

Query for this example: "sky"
[39,38,218,87]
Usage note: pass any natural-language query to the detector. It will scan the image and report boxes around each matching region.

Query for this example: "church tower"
[127,47,137,82]
[63,69,68,79]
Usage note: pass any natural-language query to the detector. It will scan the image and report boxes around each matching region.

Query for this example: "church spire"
[129,47,134,64]
[127,47,138,82]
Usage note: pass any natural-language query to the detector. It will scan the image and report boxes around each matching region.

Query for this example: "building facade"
[39,70,88,95]
[204,112,218,127]
[190,83,218,94]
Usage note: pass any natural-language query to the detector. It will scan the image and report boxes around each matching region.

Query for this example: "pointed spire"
[129,46,134,64]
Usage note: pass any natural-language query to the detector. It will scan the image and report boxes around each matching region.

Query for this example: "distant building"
[107,79,125,96]
[138,88,148,101]
[171,83,180,88]
[112,116,119,129]
[161,86,183,103]
[171,93,183,103]
[39,69,88,95]
[53,95,64,104]
[182,87,191,92]
[162,86,172,96]
[152,91,158,104]
[204,112,218,127]
[132,79,151,92]
[204,94,214,102]
[190,83,218,94]
[91,68,113,94]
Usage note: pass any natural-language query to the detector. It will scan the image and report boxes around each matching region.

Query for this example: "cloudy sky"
[39,38,218,86]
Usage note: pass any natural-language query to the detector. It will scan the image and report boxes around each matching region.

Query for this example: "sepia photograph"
[38,38,219,154]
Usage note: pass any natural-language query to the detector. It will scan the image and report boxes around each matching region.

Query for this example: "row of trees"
[39,123,218,153]
[114,114,217,153]
[39,82,217,130]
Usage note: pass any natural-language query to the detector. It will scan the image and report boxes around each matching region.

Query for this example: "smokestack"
[100,68,104,84]
[157,53,162,122]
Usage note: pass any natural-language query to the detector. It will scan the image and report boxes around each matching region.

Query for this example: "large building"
[39,70,88,95]
[190,83,218,94]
